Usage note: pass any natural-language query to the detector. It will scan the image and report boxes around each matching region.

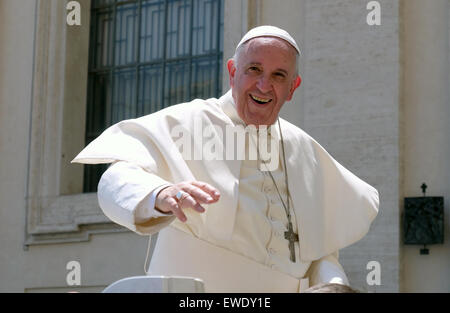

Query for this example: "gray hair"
[233,38,300,76]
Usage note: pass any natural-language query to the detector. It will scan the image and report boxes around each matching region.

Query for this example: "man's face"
[227,37,301,127]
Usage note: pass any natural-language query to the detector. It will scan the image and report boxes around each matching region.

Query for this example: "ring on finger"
[175,191,188,201]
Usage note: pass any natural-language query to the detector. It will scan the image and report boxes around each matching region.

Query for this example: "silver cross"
[284,222,299,262]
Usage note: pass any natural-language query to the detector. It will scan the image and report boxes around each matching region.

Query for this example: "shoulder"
[278,117,314,144]
[278,117,333,159]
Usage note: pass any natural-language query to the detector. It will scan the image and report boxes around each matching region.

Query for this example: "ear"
[227,59,236,87]
[287,75,302,101]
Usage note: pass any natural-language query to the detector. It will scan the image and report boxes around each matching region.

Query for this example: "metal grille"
[84,0,224,192]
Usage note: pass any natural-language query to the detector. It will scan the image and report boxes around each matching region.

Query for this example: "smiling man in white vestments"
[73,26,379,293]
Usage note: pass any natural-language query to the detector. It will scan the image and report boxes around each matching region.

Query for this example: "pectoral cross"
[284,221,299,262]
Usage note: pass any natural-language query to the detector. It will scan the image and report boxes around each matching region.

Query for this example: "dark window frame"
[84,0,224,192]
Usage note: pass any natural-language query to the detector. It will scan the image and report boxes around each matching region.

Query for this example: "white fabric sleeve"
[97,161,175,235]
[135,183,174,223]
[307,251,350,286]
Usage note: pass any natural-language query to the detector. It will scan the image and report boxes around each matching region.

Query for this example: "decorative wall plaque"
[403,184,444,254]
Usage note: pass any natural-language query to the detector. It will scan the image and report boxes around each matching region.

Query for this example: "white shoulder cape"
[73,90,379,262]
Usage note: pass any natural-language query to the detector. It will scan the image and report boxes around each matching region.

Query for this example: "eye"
[248,66,261,73]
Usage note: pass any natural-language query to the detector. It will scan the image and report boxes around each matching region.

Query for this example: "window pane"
[192,0,220,55]
[138,65,164,115]
[140,0,165,62]
[86,72,111,138]
[166,0,192,59]
[219,0,224,52]
[191,56,218,99]
[112,68,137,123]
[115,3,138,66]
[165,61,190,106]
[94,10,114,68]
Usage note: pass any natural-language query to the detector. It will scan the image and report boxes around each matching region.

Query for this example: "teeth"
[251,94,271,103]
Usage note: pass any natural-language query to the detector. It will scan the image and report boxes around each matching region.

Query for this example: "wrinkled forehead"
[234,36,300,75]
[242,36,299,55]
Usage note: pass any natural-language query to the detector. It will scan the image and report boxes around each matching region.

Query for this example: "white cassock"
[72,90,379,292]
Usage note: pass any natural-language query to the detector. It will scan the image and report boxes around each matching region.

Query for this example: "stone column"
[401,0,450,292]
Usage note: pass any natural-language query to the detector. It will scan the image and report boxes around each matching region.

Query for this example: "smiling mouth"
[250,94,272,105]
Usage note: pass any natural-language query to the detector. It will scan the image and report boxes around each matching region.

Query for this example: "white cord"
[144,235,152,275]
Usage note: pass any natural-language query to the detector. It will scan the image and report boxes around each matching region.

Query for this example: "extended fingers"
[165,196,187,222]
[178,193,205,213]
[182,185,215,204]
[190,181,220,201]
[157,182,219,223]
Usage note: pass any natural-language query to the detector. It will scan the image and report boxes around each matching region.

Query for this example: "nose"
[256,75,272,93]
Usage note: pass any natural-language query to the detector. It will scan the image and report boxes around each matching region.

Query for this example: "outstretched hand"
[155,181,220,222]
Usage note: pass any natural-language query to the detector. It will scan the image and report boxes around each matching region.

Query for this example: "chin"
[246,109,278,127]
[242,111,274,127]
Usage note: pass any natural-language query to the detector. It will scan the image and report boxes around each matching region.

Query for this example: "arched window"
[84,0,224,192]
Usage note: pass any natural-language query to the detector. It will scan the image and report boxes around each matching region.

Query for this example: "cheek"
[236,75,255,92]
[276,85,293,101]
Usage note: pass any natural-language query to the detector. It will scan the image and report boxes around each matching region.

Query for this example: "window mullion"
[108,2,117,127]
[135,0,142,116]
[216,0,222,96]
[187,0,194,101]
[161,0,169,109]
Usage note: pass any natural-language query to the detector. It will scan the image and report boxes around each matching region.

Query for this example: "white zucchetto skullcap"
[236,25,301,56]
